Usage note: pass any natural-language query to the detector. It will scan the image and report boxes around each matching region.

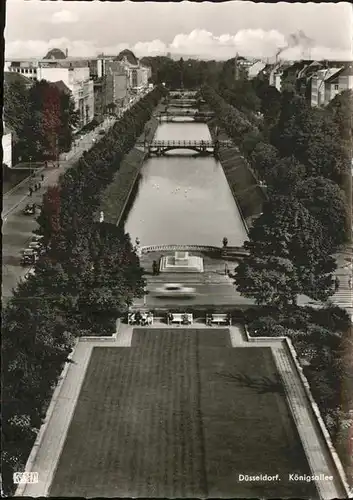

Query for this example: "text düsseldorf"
[238,474,333,482]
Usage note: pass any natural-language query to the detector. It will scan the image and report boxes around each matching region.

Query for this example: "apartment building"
[105,60,129,108]
[37,50,94,128]
[4,59,40,80]
[323,65,353,104]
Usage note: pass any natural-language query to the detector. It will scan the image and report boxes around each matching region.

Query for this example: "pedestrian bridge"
[156,111,214,122]
[169,90,198,98]
[139,244,249,258]
[147,140,232,156]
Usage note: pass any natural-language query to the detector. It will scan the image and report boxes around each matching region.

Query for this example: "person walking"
[334,276,340,293]
[29,186,33,197]
[152,260,158,276]
[348,276,352,290]
[41,174,44,181]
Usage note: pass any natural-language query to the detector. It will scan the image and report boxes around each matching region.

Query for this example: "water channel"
[124,116,248,247]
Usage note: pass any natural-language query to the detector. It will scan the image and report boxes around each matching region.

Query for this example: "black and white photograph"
[2,0,353,498]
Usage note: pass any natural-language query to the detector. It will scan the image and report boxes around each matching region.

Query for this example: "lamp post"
[29,156,33,185]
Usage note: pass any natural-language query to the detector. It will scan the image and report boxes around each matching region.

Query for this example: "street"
[1,89,153,303]
[2,116,116,302]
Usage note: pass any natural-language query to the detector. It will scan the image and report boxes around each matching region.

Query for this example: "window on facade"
[334,84,339,90]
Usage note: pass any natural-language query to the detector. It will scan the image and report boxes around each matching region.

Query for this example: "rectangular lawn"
[50,329,318,498]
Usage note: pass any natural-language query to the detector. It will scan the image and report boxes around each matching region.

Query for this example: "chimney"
[65,48,68,58]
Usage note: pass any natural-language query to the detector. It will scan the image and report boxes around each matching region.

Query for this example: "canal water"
[124,118,248,247]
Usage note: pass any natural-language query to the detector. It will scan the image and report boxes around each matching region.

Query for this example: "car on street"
[31,234,44,243]
[21,249,39,266]
[98,129,105,135]
[20,268,36,283]
[23,203,36,215]
[152,283,196,299]
[28,241,45,254]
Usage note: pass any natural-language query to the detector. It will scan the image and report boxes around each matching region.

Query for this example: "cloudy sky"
[5,1,353,61]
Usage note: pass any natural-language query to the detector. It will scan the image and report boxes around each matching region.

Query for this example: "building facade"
[4,59,40,80]
[323,65,353,105]
[37,63,94,129]
[5,48,151,122]
[310,67,344,107]
[105,60,129,109]
[2,125,13,168]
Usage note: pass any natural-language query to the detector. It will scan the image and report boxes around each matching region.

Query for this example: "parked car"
[28,241,45,254]
[153,283,196,299]
[23,203,36,215]
[21,249,39,266]
[20,268,36,282]
[31,234,44,243]
[98,129,105,135]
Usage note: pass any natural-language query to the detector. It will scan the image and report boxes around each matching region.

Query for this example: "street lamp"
[29,156,33,186]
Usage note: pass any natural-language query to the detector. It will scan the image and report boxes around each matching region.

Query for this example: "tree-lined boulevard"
[2,55,352,496]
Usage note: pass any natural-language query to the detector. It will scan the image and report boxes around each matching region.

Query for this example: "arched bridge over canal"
[156,111,214,122]
[138,244,249,259]
[147,140,233,156]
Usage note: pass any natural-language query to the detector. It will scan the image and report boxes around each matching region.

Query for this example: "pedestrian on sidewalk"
[224,263,228,275]
[38,182,41,190]
[41,174,44,181]
[29,186,33,197]
[348,276,352,290]
[334,276,340,292]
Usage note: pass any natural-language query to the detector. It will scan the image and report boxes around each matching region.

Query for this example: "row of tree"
[141,56,223,89]
[203,77,352,465]
[4,79,79,163]
[201,83,350,307]
[201,84,258,142]
[2,85,166,494]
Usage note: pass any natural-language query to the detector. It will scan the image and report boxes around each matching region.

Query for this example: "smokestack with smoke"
[275,30,314,62]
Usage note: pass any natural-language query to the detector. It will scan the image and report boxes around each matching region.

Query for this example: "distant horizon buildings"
[4,48,152,128]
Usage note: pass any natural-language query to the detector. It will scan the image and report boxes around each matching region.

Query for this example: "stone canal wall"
[207,119,267,230]
[100,116,159,225]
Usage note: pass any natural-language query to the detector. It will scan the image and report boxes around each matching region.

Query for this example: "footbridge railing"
[139,244,249,256]
[147,139,234,156]
[150,140,214,148]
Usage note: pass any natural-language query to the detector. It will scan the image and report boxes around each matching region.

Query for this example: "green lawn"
[50,329,318,498]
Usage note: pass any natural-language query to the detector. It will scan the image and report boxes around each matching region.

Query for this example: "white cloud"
[5,29,352,62]
[51,10,79,25]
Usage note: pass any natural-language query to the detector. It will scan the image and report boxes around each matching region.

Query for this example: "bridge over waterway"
[155,111,214,122]
[147,139,233,156]
[139,244,249,259]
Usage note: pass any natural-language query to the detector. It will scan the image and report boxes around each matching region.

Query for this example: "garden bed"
[50,330,317,498]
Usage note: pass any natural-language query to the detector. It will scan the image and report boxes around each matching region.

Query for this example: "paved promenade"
[18,322,348,499]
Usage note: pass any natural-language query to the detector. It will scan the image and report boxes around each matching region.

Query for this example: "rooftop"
[115,49,139,66]
[48,80,72,94]
[44,48,67,60]
[325,64,353,82]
